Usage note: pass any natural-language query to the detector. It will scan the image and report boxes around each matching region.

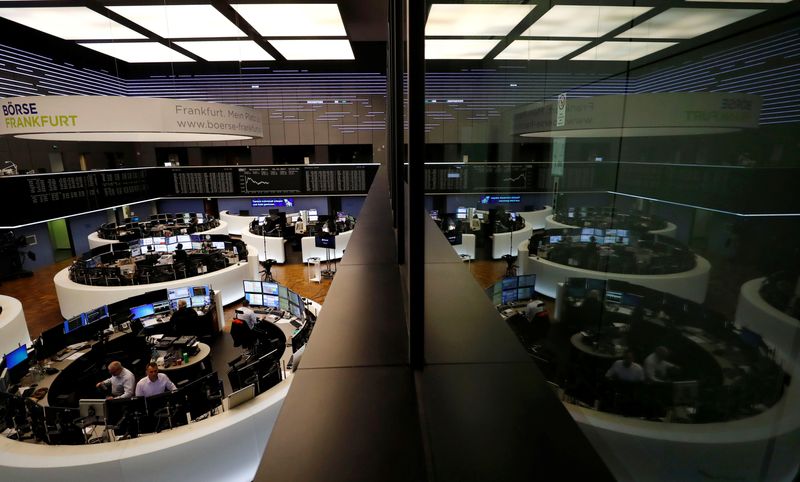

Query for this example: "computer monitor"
[63,315,84,334]
[141,237,154,246]
[616,229,629,237]
[278,285,288,300]
[501,289,518,305]
[245,293,263,306]
[211,241,225,250]
[279,297,290,311]
[177,234,191,244]
[244,280,262,293]
[153,245,168,253]
[79,399,106,419]
[446,231,462,246]
[518,274,536,289]
[336,211,347,222]
[549,235,562,243]
[579,234,591,243]
[566,285,585,299]
[83,305,108,325]
[166,244,177,253]
[605,290,623,304]
[191,241,203,250]
[263,295,280,308]
[429,209,439,219]
[262,282,279,295]
[227,384,256,410]
[190,296,207,307]
[288,291,301,306]
[37,324,65,360]
[509,212,517,221]
[165,236,177,245]
[289,303,303,319]
[4,345,28,370]
[517,287,533,301]
[501,277,518,290]
[168,287,191,300]
[621,293,643,307]
[130,304,155,320]
[152,236,166,245]
[191,286,208,297]
[586,279,607,292]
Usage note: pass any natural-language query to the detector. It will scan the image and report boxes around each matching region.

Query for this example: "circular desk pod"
[55,242,259,319]
[89,214,227,250]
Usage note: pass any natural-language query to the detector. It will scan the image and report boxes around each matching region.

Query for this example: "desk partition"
[300,230,353,262]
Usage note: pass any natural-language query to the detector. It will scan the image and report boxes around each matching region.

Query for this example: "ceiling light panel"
[271,40,354,60]
[425,39,499,60]
[523,6,652,38]
[108,5,245,39]
[79,42,194,63]
[617,8,764,39]
[426,4,535,36]
[497,40,590,60]
[572,41,677,61]
[0,7,145,40]
[231,4,347,37]
[175,40,273,62]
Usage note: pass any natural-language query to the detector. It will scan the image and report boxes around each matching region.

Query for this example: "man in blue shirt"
[135,362,176,397]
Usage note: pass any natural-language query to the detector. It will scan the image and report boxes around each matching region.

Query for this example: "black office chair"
[230,316,256,350]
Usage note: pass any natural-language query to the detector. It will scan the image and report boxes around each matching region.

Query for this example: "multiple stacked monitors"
[549,227,631,246]
[62,305,111,334]
[128,234,225,256]
[130,303,155,320]
[456,207,468,220]
[167,285,211,309]
[485,274,537,305]
[243,280,304,319]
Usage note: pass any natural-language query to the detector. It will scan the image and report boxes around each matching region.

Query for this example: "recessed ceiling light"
[497,40,591,60]
[426,4,535,36]
[523,6,652,37]
[175,40,273,61]
[79,42,194,63]
[572,41,677,61]
[425,39,499,60]
[617,8,764,39]
[231,4,347,37]
[270,40,354,60]
[108,5,245,39]
[0,7,145,40]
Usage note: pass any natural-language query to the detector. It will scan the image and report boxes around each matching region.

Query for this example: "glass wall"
[423,1,800,480]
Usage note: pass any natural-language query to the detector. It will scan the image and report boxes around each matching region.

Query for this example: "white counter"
[518,206,552,230]
[491,224,533,259]
[567,350,800,482]
[301,230,353,263]
[0,295,31,355]
[544,214,677,238]
[240,230,287,264]
[518,240,711,303]
[87,221,229,250]
[54,245,259,319]
[0,374,292,482]
[735,277,800,359]
[219,210,256,236]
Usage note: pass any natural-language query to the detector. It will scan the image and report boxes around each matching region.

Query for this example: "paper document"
[66,351,85,361]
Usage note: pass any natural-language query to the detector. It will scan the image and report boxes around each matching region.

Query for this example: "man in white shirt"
[236,299,258,330]
[605,350,645,383]
[644,346,678,382]
[96,361,136,400]
[135,363,177,397]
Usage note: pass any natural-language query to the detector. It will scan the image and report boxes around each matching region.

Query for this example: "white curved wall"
[451,234,476,260]
[88,221,229,250]
[492,225,533,259]
[0,376,292,482]
[518,241,711,303]
[240,230,287,264]
[55,245,259,318]
[735,277,800,359]
[219,210,256,236]
[518,206,552,230]
[0,295,31,355]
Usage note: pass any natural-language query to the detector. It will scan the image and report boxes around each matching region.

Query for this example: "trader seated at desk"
[235,299,258,330]
[605,351,645,383]
[170,299,198,333]
[173,243,188,264]
[644,346,679,382]
[135,362,177,397]
[95,361,136,400]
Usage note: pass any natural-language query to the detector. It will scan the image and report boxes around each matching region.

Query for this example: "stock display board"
[1,164,380,228]
[424,163,542,193]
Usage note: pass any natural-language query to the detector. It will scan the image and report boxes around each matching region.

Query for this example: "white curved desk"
[0,295,31,355]
[735,278,800,358]
[518,206,553,230]
[566,351,800,482]
[517,241,710,303]
[491,224,533,259]
[54,245,259,319]
[544,215,677,238]
[0,374,292,482]
[452,234,476,260]
[239,230,287,264]
[88,221,229,250]
[301,230,353,263]
[219,210,256,236]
